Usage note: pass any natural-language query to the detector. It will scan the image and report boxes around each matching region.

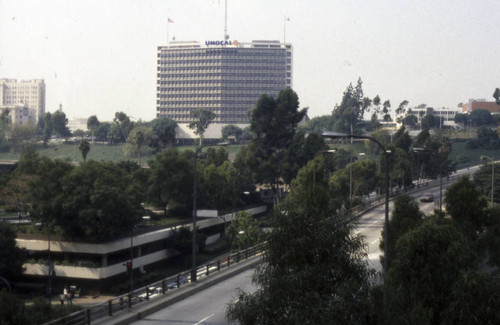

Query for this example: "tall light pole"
[322,132,390,312]
[191,142,229,282]
[481,155,495,207]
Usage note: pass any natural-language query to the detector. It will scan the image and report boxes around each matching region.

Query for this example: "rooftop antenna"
[224,0,229,40]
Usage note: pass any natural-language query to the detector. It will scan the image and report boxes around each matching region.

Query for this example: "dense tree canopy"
[0,223,26,280]
[227,161,372,324]
[189,109,215,145]
[147,148,193,216]
[470,109,494,126]
[444,176,487,234]
[385,217,475,324]
[149,117,177,151]
[332,78,371,133]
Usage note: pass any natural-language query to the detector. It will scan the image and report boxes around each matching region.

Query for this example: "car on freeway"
[138,287,163,301]
[420,193,434,202]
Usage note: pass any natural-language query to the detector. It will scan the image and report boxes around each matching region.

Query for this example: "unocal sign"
[205,40,239,46]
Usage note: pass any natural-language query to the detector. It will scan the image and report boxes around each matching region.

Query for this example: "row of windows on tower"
[157,50,286,59]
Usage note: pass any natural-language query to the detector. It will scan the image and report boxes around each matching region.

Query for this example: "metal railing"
[43,242,266,325]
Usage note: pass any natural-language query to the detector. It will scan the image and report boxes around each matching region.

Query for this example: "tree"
[385,217,475,324]
[147,148,192,216]
[245,88,307,194]
[52,109,71,138]
[149,117,177,151]
[382,100,392,121]
[395,100,409,123]
[56,160,141,241]
[402,114,418,129]
[198,159,245,211]
[125,125,152,165]
[281,130,328,186]
[444,176,487,234]
[298,115,335,134]
[454,113,469,129]
[332,78,371,133]
[38,112,53,146]
[225,211,264,250]
[470,109,494,126]
[0,289,26,324]
[226,162,372,324]
[9,124,37,152]
[23,154,141,241]
[205,147,228,167]
[0,109,11,152]
[420,113,438,130]
[379,195,424,268]
[87,115,100,145]
[221,124,243,143]
[189,109,215,146]
[493,88,500,105]
[78,139,90,162]
[94,122,110,141]
[442,271,500,324]
[365,128,390,154]
[113,111,134,143]
[0,223,26,279]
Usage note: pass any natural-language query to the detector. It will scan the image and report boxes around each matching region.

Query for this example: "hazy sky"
[1,0,499,122]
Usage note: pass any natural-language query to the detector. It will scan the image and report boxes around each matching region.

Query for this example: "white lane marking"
[370,239,379,245]
[195,314,214,325]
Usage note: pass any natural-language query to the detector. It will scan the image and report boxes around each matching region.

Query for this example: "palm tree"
[78,139,90,162]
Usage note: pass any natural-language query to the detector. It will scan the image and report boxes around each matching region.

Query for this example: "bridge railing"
[43,242,266,325]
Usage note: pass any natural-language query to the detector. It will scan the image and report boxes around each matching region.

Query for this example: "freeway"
[360,165,479,273]
[130,268,257,325]
[127,166,478,324]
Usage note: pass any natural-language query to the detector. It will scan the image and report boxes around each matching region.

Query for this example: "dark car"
[420,193,434,202]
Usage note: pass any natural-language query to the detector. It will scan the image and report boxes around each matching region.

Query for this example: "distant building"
[156,40,292,128]
[406,106,461,128]
[0,79,46,123]
[0,104,37,125]
[67,118,88,132]
[462,99,500,114]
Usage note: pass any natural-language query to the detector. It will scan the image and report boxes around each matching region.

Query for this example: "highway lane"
[130,268,257,325]
[358,165,479,273]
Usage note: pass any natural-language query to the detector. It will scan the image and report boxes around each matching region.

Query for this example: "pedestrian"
[59,293,65,305]
[67,290,73,305]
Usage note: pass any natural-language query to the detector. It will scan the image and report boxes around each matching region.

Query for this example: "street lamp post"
[191,142,229,283]
[481,155,495,206]
[322,132,390,311]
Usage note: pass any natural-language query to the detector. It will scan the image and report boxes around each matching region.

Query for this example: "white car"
[138,287,163,301]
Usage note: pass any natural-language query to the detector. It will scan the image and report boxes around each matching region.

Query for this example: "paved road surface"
[130,268,256,325]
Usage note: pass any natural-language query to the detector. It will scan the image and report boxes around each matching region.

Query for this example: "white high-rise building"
[0,79,46,124]
[156,40,292,125]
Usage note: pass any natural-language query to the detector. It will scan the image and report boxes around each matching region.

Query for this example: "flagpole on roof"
[167,18,174,45]
[284,16,290,44]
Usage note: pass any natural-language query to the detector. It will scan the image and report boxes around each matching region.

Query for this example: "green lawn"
[0,143,242,164]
